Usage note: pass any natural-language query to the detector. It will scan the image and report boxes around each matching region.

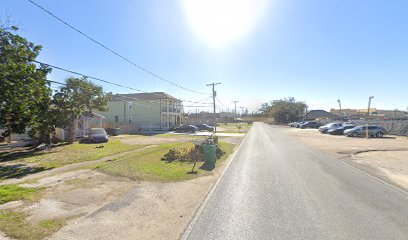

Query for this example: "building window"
[128,102,132,110]
[128,116,132,123]
[114,116,119,123]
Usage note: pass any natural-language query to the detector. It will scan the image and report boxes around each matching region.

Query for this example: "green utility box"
[112,128,121,136]
[203,144,217,167]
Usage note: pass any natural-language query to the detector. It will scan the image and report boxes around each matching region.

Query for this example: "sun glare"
[182,0,267,47]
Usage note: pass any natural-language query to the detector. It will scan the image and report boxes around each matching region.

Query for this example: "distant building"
[96,92,183,132]
[304,110,337,120]
[330,108,408,120]
[184,111,218,125]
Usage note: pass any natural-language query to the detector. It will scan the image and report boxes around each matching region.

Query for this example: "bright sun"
[181,0,267,47]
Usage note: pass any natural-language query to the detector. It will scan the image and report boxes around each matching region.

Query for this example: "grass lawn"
[0,210,72,240]
[217,123,252,133]
[13,140,145,169]
[0,185,42,204]
[94,141,235,182]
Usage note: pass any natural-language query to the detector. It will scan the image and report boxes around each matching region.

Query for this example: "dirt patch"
[0,134,244,239]
[49,143,241,240]
[352,151,408,188]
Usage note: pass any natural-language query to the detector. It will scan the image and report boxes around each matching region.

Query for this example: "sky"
[2,0,408,113]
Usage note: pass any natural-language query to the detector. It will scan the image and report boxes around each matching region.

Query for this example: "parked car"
[344,125,386,138]
[292,122,304,128]
[299,121,323,129]
[319,122,343,133]
[89,128,109,143]
[195,124,214,131]
[327,125,355,135]
[289,122,299,127]
[174,125,199,133]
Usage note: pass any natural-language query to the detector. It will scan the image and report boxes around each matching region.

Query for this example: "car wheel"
[351,132,358,137]
[376,132,384,138]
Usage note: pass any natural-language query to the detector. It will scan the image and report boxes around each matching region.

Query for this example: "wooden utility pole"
[239,106,245,117]
[337,99,342,122]
[232,101,239,117]
[366,96,374,139]
[206,82,221,133]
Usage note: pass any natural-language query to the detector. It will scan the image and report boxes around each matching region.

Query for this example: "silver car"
[344,125,386,138]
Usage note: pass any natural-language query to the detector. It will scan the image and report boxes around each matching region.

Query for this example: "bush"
[161,136,225,164]
[161,148,182,163]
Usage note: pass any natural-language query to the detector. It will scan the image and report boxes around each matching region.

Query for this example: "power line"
[33,60,210,104]
[126,0,217,83]
[216,96,228,109]
[27,0,208,95]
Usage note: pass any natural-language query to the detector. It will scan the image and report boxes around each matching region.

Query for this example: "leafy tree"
[53,77,112,143]
[0,26,52,139]
[260,97,307,123]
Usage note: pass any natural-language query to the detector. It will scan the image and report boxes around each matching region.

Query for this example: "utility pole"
[239,106,245,117]
[206,82,221,133]
[232,101,239,117]
[366,96,374,139]
[337,99,342,122]
[195,109,198,124]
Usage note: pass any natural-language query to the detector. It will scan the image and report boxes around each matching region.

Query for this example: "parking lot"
[283,126,408,191]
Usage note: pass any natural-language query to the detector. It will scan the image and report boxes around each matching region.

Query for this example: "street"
[183,122,408,240]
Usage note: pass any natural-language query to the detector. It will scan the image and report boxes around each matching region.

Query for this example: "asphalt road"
[183,122,408,240]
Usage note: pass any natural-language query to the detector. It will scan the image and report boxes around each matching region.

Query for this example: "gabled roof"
[112,92,181,101]
[305,110,336,119]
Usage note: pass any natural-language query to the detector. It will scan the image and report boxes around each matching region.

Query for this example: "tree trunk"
[66,118,78,144]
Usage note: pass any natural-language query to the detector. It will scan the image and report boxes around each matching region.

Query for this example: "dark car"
[344,125,386,138]
[89,128,109,143]
[319,122,343,133]
[327,125,355,135]
[195,124,214,131]
[174,125,199,133]
[299,121,323,129]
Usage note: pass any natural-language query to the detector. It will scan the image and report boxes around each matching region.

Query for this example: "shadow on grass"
[0,143,69,163]
[199,162,215,171]
[0,149,45,163]
[0,164,52,180]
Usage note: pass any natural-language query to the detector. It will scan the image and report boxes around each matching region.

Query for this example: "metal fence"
[347,120,408,136]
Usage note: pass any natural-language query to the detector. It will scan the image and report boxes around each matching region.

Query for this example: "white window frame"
[128,102,133,110]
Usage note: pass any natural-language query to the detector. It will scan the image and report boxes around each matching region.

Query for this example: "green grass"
[217,123,252,133]
[0,185,42,204]
[94,141,235,182]
[23,140,145,169]
[0,210,70,240]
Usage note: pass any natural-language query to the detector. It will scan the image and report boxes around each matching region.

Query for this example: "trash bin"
[202,144,217,167]
[112,128,121,136]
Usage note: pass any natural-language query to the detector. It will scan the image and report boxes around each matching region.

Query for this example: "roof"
[305,110,336,119]
[112,92,181,102]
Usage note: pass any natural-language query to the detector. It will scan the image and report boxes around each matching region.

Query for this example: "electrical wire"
[34,60,210,104]
[27,0,208,95]
[215,96,229,109]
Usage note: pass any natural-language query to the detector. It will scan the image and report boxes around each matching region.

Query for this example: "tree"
[53,77,112,144]
[0,26,52,140]
[260,97,307,123]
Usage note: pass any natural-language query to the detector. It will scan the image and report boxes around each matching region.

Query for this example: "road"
[183,122,408,240]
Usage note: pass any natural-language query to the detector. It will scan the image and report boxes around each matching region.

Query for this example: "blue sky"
[2,0,408,113]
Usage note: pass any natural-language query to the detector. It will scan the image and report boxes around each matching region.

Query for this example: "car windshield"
[91,129,105,135]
